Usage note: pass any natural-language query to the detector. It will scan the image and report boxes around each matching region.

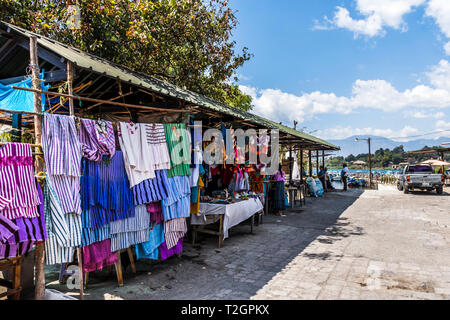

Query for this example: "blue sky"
[229,0,450,141]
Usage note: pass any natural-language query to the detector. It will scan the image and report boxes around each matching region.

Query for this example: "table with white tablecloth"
[190,198,264,247]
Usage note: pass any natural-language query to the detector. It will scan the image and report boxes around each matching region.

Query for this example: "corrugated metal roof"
[1,21,339,150]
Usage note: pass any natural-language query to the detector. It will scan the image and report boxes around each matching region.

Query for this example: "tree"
[0,0,253,110]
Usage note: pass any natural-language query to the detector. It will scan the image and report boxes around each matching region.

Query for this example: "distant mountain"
[328,135,450,157]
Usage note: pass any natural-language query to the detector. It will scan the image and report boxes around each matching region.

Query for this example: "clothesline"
[11,86,189,113]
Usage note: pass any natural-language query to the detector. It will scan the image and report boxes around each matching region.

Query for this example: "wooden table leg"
[115,252,124,287]
[12,257,22,300]
[76,248,84,300]
[84,272,89,290]
[218,215,224,249]
[127,247,137,275]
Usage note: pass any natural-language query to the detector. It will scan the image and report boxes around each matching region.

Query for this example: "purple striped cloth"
[0,179,47,258]
[79,118,115,162]
[0,143,40,219]
[42,114,82,215]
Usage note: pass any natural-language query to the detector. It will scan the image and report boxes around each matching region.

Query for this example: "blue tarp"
[0,72,49,113]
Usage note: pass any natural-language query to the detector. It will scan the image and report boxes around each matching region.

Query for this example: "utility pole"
[355,137,373,189]
[368,137,372,189]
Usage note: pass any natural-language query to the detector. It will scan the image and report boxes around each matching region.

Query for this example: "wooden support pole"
[316,150,319,176]
[308,150,312,177]
[67,61,74,116]
[300,149,304,180]
[30,36,46,301]
[322,150,326,168]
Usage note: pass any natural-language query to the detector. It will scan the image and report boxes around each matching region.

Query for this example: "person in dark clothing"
[318,166,326,192]
[341,163,349,191]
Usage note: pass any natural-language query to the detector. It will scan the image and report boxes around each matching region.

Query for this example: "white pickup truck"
[397,164,445,194]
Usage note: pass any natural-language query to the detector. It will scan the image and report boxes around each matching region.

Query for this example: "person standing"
[318,166,327,192]
[272,164,286,216]
[341,163,349,192]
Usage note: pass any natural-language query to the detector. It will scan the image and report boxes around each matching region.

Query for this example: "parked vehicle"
[397,164,445,194]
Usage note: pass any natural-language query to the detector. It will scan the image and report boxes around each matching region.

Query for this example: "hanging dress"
[164,123,191,178]
[118,122,155,188]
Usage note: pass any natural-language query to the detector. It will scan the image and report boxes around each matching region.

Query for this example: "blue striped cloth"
[162,176,191,221]
[132,170,170,205]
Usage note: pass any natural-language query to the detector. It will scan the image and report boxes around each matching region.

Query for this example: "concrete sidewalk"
[253,185,450,300]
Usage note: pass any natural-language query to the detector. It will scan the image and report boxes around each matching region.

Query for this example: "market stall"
[0,21,339,300]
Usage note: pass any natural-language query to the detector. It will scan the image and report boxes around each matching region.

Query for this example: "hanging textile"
[147,202,164,225]
[163,218,187,250]
[79,118,115,162]
[0,178,47,259]
[109,204,150,252]
[161,176,191,221]
[143,123,171,171]
[135,223,165,261]
[118,122,155,188]
[80,210,110,247]
[160,238,183,261]
[42,114,82,216]
[190,176,204,215]
[190,120,203,187]
[81,151,135,229]
[132,170,169,205]
[0,72,49,112]
[44,178,82,265]
[164,123,191,177]
[0,143,41,219]
[82,239,117,273]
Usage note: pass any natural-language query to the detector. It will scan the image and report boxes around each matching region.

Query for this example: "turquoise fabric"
[135,223,164,260]
[0,72,49,112]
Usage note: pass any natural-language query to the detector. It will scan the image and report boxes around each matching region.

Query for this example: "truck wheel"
[397,182,403,191]
[436,186,443,195]
[403,186,409,194]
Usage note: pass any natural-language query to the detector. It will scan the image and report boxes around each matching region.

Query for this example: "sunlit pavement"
[252,185,450,300]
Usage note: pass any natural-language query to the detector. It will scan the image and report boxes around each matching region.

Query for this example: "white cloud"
[436,119,450,130]
[425,0,450,37]
[316,0,425,38]
[407,110,446,118]
[241,60,450,125]
[444,41,450,55]
[315,125,420,141]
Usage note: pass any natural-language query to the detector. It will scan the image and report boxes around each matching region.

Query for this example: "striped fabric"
[161,176,191,221]
[81,151,135,229]
[110,205,150,252]
[163,218,187,250]
[0,143,40,219]
[81,211,111,247]
[0,179,47,259]
[132,170,169,205]
[0,215,18,243]
[44,178,82,265]
[164,123,191,177]
[143,123,171,171]
[42,114,82,216]
[79,118,116,162]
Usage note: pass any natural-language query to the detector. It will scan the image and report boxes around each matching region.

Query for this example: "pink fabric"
[147,202,164,225]
[273,170,286,182]
[82,239,117,273]
[0,156,33,167]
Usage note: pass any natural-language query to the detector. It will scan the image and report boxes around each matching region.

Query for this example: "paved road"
[44,185,450,300]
